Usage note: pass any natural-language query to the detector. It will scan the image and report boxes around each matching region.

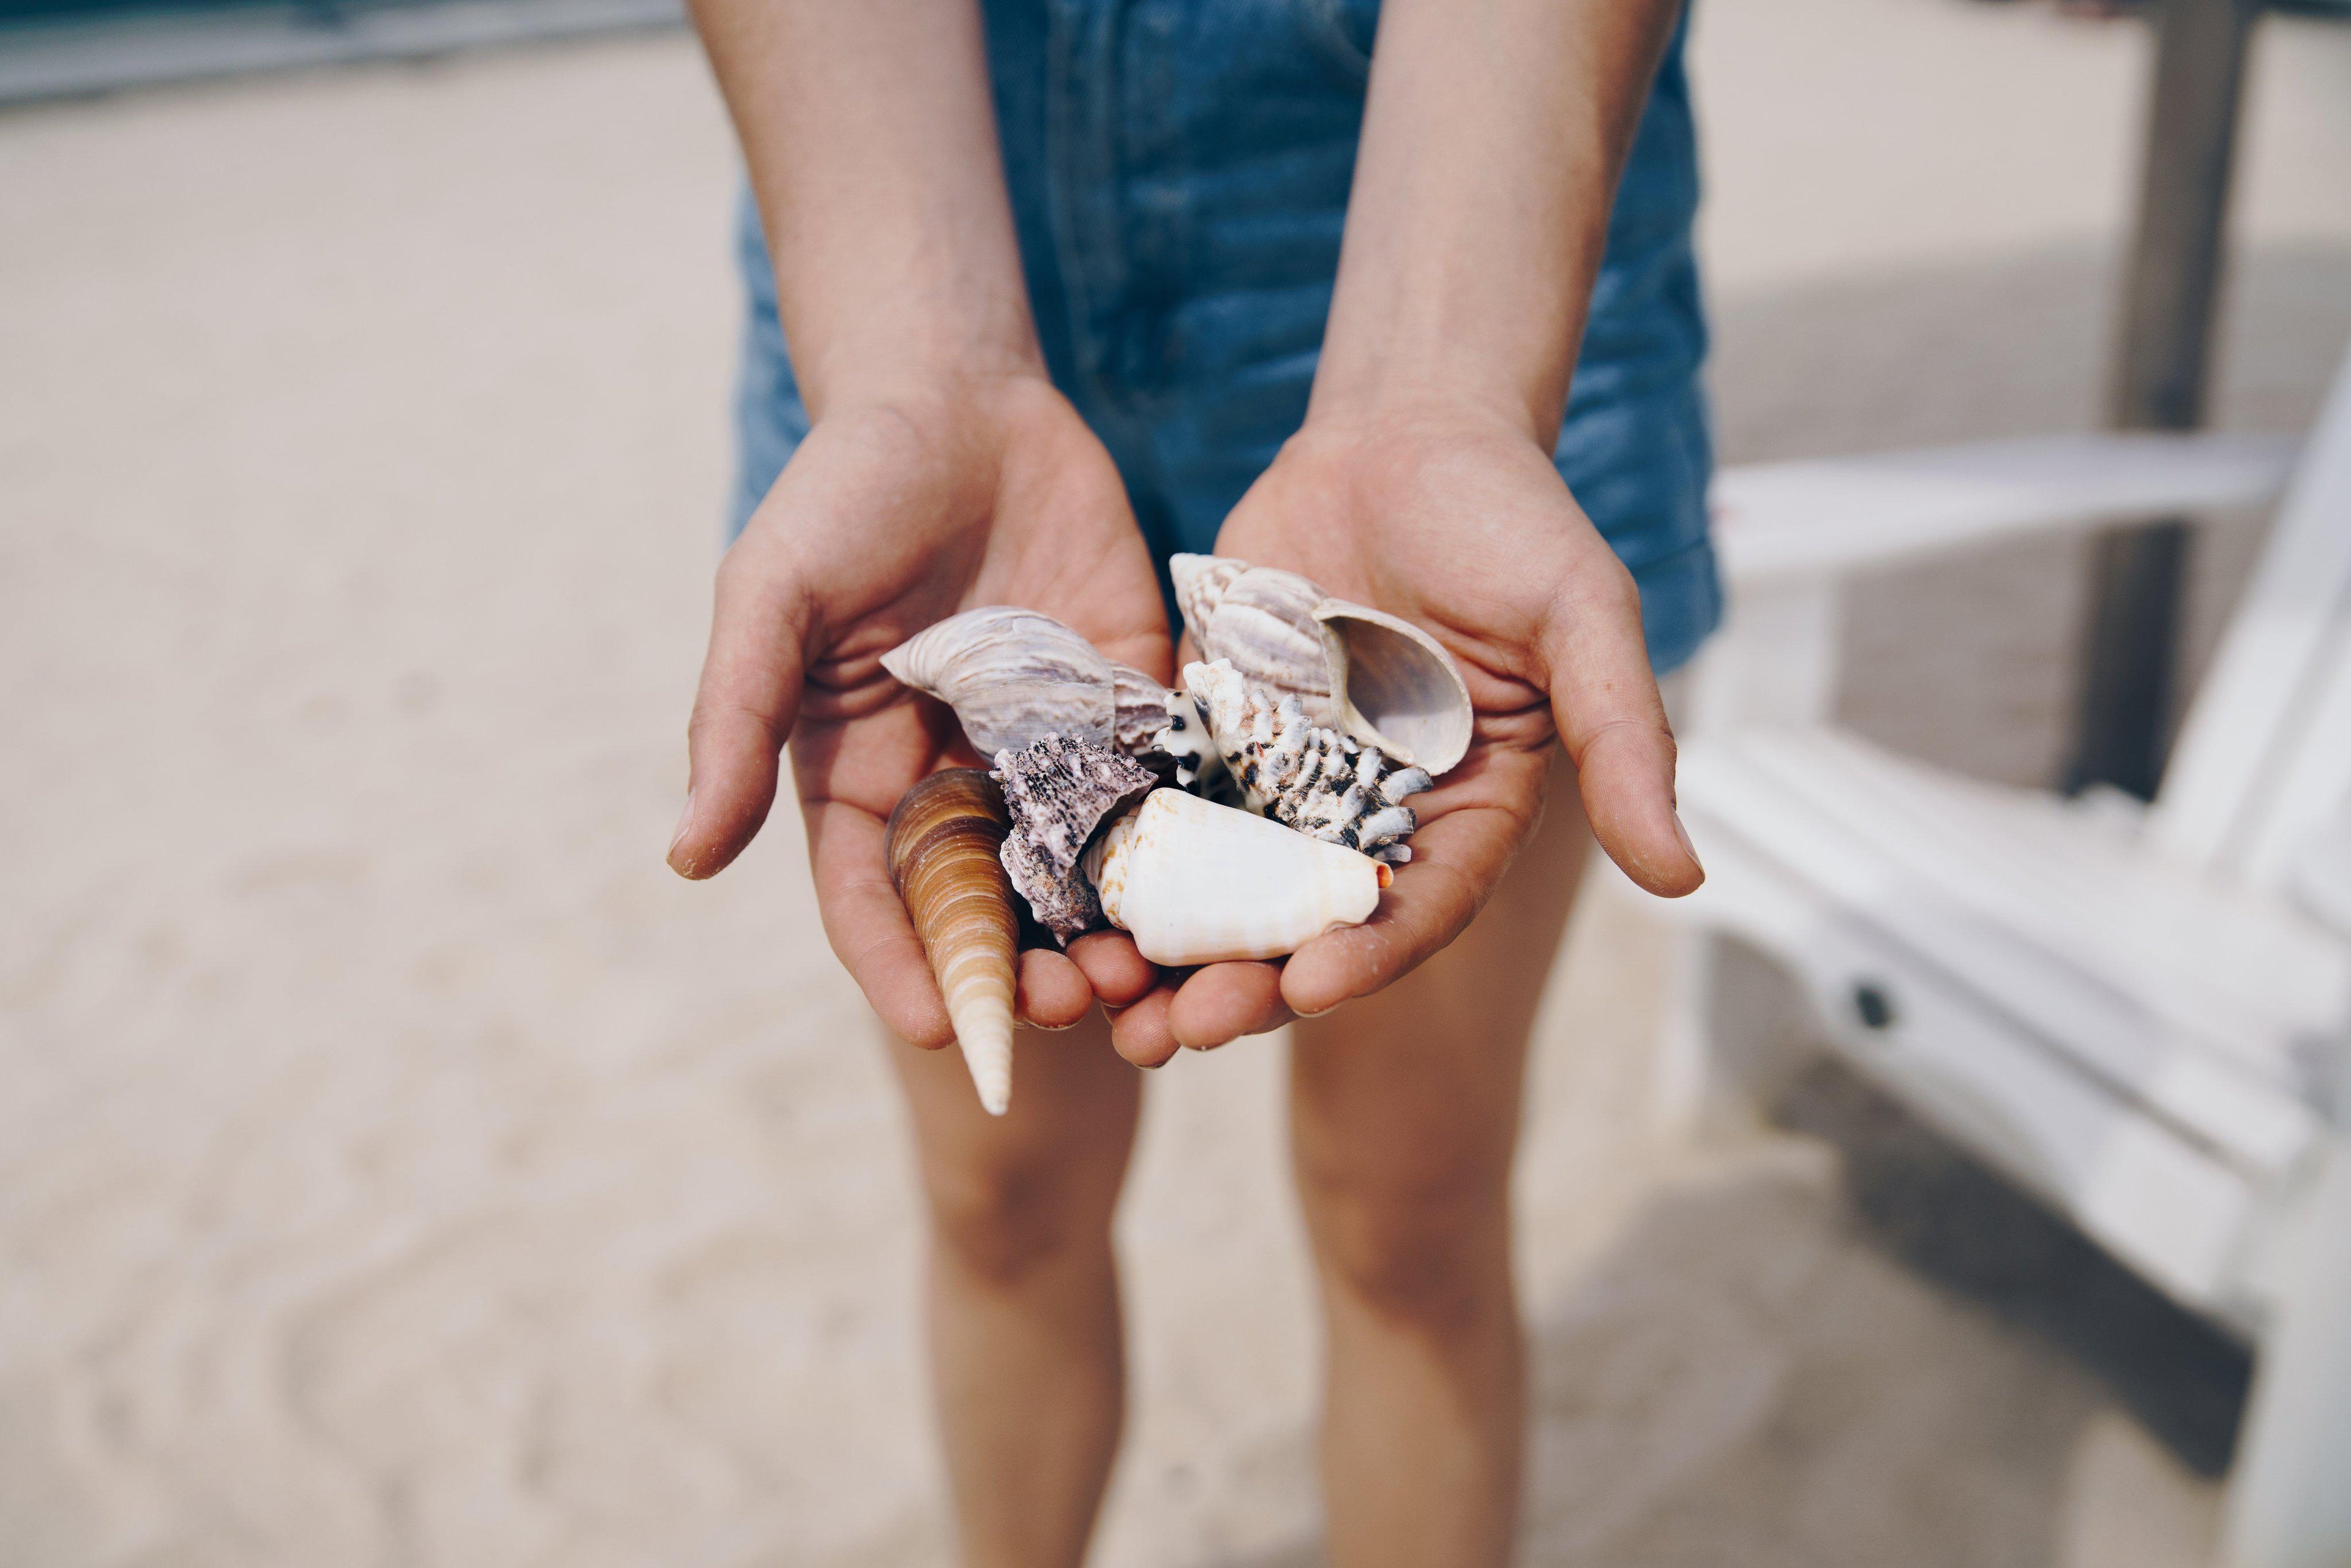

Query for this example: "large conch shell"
[881,607,1183,771]
[1185,658,1431,865]
[992,735,1157,943]
[1081,789,1387,966]
[885,769,1018,1116]
[1169,555,1473,775]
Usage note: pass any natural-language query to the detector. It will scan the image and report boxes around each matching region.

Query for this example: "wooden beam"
[2067,0,2260,800]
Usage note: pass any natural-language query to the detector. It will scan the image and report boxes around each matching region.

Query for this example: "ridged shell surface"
[992,735,1157,943]
[1186,659,1430,864]
[1081,789,1384,966]
[880,607,1116,757]
[1108,661,1185,773]
[1168,554,1473,774]
[1169,554,1338,724]
[885,770,1018,1115]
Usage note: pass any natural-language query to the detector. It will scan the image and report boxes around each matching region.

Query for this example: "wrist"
[797,328,1049,423]
[1291,390,1552,465]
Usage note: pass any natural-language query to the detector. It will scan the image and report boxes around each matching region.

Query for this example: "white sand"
[2,2,2346,1562]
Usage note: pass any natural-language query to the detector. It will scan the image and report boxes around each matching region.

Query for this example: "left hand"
[1104,403,1703,1065]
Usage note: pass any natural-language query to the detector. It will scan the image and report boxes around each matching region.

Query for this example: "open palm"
[1106,408,1703,1065]
[671,378,1168,1046]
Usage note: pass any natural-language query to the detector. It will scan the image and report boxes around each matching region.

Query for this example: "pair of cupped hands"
[667,372,1703,1070]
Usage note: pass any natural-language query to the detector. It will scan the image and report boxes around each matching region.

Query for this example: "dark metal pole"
[2066,0,2260,800]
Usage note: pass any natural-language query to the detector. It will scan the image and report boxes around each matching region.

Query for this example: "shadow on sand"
[1220,1062,2248,1568]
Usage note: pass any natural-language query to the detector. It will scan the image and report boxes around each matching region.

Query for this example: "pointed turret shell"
[885,769,1018,1116]
[1081,789,1387,966]
[880,607,1117,757]
[1169,553,1474,775]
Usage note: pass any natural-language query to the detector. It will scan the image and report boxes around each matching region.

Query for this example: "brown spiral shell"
[885,769,1018,1115]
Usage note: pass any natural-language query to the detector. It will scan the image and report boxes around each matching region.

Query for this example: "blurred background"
[3,0,2347,1563]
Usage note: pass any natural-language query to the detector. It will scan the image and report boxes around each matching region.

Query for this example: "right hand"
[669,373,1167,1046]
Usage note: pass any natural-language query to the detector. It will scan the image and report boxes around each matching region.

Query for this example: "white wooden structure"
[1660,347,2351,1568]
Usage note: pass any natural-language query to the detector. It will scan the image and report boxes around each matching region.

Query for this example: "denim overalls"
[730,0,1719,674]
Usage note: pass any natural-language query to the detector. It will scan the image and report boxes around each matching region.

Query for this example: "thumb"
[1540,558,1703,898]
[669,539,816,879]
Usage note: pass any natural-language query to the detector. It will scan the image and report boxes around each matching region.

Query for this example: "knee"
[924,1156,1109,1291]
[1307,1168,1512,1337]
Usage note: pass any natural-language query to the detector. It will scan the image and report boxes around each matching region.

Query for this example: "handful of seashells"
[879,554,1474,1114]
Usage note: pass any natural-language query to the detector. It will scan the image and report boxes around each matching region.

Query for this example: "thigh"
[890,1008,1142,1256]
[1289,749,1590,1207]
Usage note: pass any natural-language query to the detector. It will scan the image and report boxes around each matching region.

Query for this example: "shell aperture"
[1168,553,1474,775]
[884,769,1019,1115]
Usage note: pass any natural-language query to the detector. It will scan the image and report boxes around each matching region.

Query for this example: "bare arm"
[676,0,1167,1040]
[1316,0,1681,440]
[688,0,1039,410]
[1319,0,1696,887]
[1120,0,1698,1059]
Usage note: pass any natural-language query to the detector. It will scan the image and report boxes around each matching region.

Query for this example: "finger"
[1016,948,1093,1030]
[1066,929,1158,1008]
[803,799,956,1050]
[1277,799,1506,1016]
[1541,559,1703,898]
[671,538,816,879]
[1107,983,1183,1069]
[1168,961,1292,1049]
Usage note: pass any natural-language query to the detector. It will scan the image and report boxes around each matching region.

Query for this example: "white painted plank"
[1738,730,2351,1058]
[1711,432,2297,587]
[2243,622,2351,894]
[1667,829,2264,1321]
[1686,579,1845,731]
[1677,736,2336,1177]
[2154,349,2351,875]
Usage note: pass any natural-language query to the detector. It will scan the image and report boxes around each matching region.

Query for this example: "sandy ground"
[2,1,2347,1564]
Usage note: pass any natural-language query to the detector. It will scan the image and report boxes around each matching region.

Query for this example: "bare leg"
[890,1009,1142,1568]
[1290,751,1591,1568]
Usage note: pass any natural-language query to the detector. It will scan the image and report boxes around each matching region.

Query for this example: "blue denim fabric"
[731,0,1719,674]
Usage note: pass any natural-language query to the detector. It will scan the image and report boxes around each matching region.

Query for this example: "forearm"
[688,0,1040,413]
[1311,0,1684,443]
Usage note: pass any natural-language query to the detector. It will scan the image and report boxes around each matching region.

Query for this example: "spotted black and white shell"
[1169,555,1473,775]
[1185,658,1431,865]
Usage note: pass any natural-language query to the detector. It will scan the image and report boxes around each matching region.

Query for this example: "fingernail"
[668,790,696,867]
[1295,1004,1336,1019]
[1671,809,1703,872]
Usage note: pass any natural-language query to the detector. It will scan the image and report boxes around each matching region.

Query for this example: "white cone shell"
[1083,790,1384,966]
